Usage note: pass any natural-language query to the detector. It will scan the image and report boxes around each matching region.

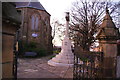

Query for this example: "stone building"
[15,2,53,54]
[2,2,21,78]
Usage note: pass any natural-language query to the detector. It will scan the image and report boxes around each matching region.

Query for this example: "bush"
[53,50,60,54]
[49,55,56,59]
[35,48,47,57]
[80,57,89,62]
[20,41,48,57]
[23,42,36,51]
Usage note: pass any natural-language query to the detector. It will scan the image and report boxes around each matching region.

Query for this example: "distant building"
[15,1,53,54]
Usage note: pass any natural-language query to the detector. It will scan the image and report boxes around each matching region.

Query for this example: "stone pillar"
[116,38,120,78]
[97,8,119,78]
[2,2,21,78]
[48,12,74,67]
[65,12,69,37]
[2,22,19,78]
[101,41,117,78]
[116,56,120,78]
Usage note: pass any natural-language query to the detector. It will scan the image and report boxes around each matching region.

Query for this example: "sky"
[39,0,120,46]
[39,0,75,22]
[39,0,120,21]
[39,0,75,46]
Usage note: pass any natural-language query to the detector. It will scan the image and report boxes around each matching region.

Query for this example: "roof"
[100,8,116,28]
[2,2,21,24]
[96,8,118,38]
[15,2,46,11]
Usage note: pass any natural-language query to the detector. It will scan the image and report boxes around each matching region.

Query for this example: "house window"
[31,14,39,30]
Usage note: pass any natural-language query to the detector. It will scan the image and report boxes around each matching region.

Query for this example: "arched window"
[31,15,35,30]
[31,14,39,30]
[35,17,39,30]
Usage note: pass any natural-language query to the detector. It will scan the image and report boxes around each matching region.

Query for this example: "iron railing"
[73,51,103,79]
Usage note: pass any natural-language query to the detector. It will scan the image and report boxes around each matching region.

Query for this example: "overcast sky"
[38,0,120,46]
[39,0,120,22]
[39,0,75,22]
[39,0,75,46]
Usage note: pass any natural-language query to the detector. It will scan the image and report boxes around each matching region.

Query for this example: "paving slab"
[17,55,73,79]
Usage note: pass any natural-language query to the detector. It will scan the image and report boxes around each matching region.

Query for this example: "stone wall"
[2,23,18,78]
[2,2,21,79]
[17,8,53,54]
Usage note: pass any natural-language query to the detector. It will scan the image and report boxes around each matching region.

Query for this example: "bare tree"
[70,0,120,51]
[51,19,65,46]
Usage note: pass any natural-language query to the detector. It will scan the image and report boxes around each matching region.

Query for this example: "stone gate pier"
[97,8,119,78]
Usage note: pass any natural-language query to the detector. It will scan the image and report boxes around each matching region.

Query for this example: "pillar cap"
[65,12,70,21]
[96,8,119,40]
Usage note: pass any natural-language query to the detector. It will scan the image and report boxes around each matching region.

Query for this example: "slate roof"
[15,2,46,11]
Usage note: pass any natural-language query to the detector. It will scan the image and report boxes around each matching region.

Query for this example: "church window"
[35,17,39,30]
[31,14,39,30]
[31,15,35,30]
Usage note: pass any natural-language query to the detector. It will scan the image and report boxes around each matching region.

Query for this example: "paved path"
[17,55,73,79]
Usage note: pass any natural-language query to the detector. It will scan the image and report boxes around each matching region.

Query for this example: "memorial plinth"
[48,12,74,67]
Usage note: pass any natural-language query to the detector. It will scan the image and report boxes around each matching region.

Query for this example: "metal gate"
[13,30,19,79]
[73,51,103,79]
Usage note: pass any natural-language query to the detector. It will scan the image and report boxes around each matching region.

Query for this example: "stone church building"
[15,2,53,54]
